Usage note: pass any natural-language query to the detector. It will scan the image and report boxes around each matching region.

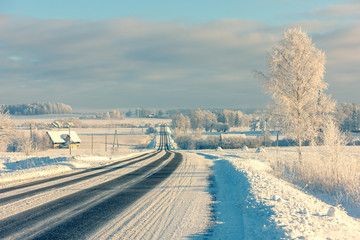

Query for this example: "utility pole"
[113,130,117,149]
[105,134,107,152]
[91,133,94,154]
[29,122,34,151]
[69,126,71,156]
[116,131,119,148]
[219,134,223,148]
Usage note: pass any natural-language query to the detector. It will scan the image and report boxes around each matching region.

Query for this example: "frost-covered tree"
[213,123,230,132]
[110,110,123,119]
[172,113,191,133]
[190,110,206,130]
[249,119,259,131]
[203,110,217,132]
[234,111,243,127]
[256,28,335,163]
[335,102,360,132]
[1,102,72,115]
[0,108,14,150]
[184,115,191,132]
[172,113,185,131]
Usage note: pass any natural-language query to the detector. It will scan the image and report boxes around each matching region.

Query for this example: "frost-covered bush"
[258,132,272,147]
[7,134,33,154]
[213,123,230,132]
[221,136,262,149]
[175,135,197,150]
[270,122,360,206]
[175,135,264,150]
[195,136,219,149]
[7,131,51,154]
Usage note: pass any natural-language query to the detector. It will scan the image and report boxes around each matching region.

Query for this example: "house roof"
[47,131,81,144]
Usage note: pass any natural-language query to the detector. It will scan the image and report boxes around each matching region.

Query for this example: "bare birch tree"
[256,28,335,163]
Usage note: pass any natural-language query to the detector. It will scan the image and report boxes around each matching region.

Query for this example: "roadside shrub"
[270,122,360,207]
[7,134,33,155]
[259,132,272,147]
[213,123,230,132]
[195,136,219,149]
[175,134,264,150]
[175,135,197,150]
[7,131,51,154]
[221,136,262,149]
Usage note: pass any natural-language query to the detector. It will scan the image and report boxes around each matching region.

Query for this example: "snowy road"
[0,127,211,239]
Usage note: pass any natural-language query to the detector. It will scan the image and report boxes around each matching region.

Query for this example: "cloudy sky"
[0,0,359,111]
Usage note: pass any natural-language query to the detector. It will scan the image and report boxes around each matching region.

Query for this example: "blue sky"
[0,0,359,110]
[0,0,348,23]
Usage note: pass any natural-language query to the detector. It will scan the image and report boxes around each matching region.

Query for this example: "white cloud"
[0,15,359,109]
[317,3,360,18]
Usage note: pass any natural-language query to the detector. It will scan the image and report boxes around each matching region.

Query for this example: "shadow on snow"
[189,153,287,240]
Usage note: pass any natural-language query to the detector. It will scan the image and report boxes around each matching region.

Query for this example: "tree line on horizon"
[172,109,244,133]
[1,102,72,115]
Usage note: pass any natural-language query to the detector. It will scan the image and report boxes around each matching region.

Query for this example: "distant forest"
[1,102,72,115]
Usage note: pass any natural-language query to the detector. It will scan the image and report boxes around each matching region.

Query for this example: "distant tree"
[223,109,235,126]
[250,119,259,131]
[184,115,191,132]
[217,112,226,124]
[126,109,132,117]
[1,102,72,115]
[135,108,146,118]
[203,110,217,132]
[256,28,335,163]
[190,110,206,130]
[335,103,360,132]
[110,110,122,119]
[213,123,230,132]
[145,126,156,134]
[234,111,243,127]
[172,113,189,132]
[104,112,111,120]
[157,110,164,118]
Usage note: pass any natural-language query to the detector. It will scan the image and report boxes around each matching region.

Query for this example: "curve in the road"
[34,152,183,240]
[0,151,160,205]
[0,152,152,194]
[0,151,182,239]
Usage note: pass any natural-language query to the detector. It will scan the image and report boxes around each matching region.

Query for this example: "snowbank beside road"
[196,150,360,239]
[0,150,150,186]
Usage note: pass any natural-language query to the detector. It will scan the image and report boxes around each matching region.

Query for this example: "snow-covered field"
[1,136,360,239]
[190,147,360,239]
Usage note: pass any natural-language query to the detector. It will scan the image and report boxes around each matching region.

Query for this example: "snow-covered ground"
[191,148,360,239]
[1,147,360,239]
[0,150,149,186]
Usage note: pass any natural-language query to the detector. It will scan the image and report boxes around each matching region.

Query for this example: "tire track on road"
[32,152,183,240]
[0,151,175,239]
[0,152,151,194]
[0,152,158,206]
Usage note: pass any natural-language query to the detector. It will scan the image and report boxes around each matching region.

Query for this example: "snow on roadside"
[0,150,151,186]
[196,149,360,240]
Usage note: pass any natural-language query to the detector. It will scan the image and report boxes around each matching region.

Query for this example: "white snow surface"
[194,149,360,239]
[1,148,360,239]
[0,150,150,186]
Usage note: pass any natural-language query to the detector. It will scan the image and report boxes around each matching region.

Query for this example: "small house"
[47,131,81,149]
